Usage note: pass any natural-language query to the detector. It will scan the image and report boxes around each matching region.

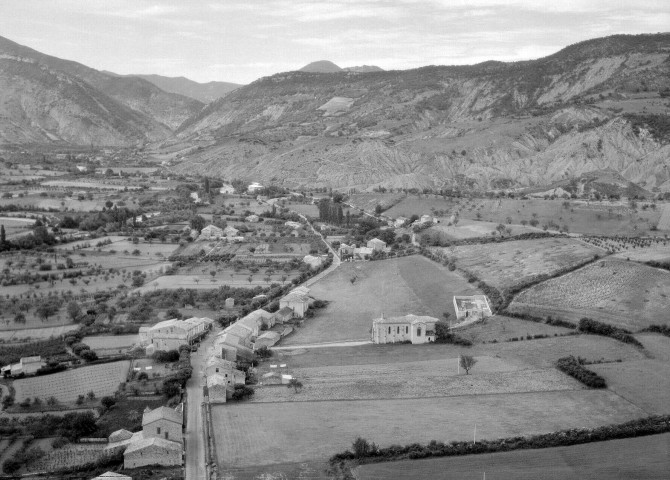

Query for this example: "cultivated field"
[433,237,600,290]
[212,390,645,467]
[13,360,130,403]
[509,259,670,329]
[356,433,670,480]
[25,444,107,473]
[82,334,139,350]
[588,359,670,415]
[251,356,580,402]
[455,315,574,343]
[283,255,481,345]
[425,218,538,240]
[612,244,670,262]
[134,272,293,292]
[0,325,79,341]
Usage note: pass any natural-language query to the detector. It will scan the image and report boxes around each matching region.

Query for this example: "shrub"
[578,318,643,347]
[556,356,607,388]
[231,385,254,401]
[434,322,472,346]
[153,349,180,363]
[640,324,670,338]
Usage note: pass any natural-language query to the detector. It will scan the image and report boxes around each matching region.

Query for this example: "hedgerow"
[578,318,643,348]
[555,356,607,388]
[640,324,670,338]
[330,415,670,465]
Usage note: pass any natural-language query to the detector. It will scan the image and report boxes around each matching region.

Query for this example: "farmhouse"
[394,216,408,228]
[453,295,493,320]
[139,317,212,350]
[106,405,184,469]
[215,332,253,361]
[223,225,240,237]
[284,220,302,230]
[245,214,260,222]
[247,182,264,193]
[219,184,235,194]
[367,238,387,251]
[207,374,230,403]
[274,306,294,323]
[279,288,312,318]
[200,224,224,240]
[354,246,374,259]
[255,331,281,349]
[123,437,182,469]
[1,356,44,377]
[371,314,437,344]
[420,214,434,224]
[303,254,325,269]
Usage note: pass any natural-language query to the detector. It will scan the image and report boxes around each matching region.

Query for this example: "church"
[371,314,437,344]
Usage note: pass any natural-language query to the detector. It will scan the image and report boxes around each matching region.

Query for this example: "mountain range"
[104,72,242,103]
[1,33,670,193]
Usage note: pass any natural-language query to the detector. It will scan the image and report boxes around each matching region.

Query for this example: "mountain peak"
[299,60,342,73]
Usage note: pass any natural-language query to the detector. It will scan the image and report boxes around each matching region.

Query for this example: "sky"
[0,0,668,85]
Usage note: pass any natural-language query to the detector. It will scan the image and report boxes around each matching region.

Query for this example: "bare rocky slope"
[171,33,670,192]
[0,35,203,146]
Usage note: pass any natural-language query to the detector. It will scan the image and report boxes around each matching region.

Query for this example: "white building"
[367,238,387,251]
[394,217,408,228]
[284,221,302,230]
[223,226,240,237]
[279,288,311,318]
[247,182,264,194]
[245,214,260,222]
[200,224,223,240]
[139,317,212,351]
[1,356,44,377]
[371,314,437,344]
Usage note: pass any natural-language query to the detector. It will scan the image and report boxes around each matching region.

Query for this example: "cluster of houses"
[339,237,389,260]
[139,317,213,353]
[207,286,314,402]
[105,405,184,469]
[199,224,245,242]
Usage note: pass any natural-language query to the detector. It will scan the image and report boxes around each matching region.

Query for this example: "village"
[0,151,669,480]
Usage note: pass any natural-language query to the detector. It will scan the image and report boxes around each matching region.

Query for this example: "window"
[397,326,400,334]
[216,368,219,373]
[417,327,422,336]
[388,326,391,334]
[157,427,161,434]
[406,326,409,334]
[165,432,169,439]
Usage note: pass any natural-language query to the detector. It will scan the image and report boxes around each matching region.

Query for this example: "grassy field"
[588,360,670,415]
[13,360,130,403]
[356,433,670,480]
[509,259,670,330]
[0,324,79,340]
[212,390,645,467]
[252,356,579,402]
[379,195,661,236]
[425,218,538,240]
[82,334,139,350]
[282,255,480,345]
[434,237,600,290]
[455,315,574,344]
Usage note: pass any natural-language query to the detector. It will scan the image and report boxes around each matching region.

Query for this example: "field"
[13,360,130,403]
[425,218,538,240]
[455,315,574,343]
[378,195,662,236]
[356,433,670,480]
[212,390,645,467]
[0,216,36,238]
[0,324,79,341]
[612,244,670,262]
[25,443,106,473]
[134,272,296,292]
[588,359,670,415]
[433,237,600,290]
[509,259,670,329]
[251,355,579,402]
[282,255,481,345]
[82,334,138,349]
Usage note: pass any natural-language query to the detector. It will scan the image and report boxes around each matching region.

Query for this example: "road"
[272,340,372,350]
[184,332,216,480]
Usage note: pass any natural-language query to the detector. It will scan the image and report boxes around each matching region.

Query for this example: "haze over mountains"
[1,33,669,193]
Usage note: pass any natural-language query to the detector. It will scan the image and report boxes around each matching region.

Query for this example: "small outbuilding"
[255,331,281,349]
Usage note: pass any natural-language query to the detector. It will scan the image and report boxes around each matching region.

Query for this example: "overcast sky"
[1,0,668,84]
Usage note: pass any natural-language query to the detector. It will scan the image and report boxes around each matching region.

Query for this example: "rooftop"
[124,436,182,454]
[372,314,439,325]
[142,406,182,427]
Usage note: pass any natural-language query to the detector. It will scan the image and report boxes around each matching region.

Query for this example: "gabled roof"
[372,314,438,325]
[108,429,133,443]
[20,356,42,364]
[257,331,280,341]
[150,319,184,330]
[368,237,386,245]
[224,322,254,339]
[124,436,181,454]
[91,472,133,480]
[239,309,271,327]
[142,406,182,427]
[277,306,294,316]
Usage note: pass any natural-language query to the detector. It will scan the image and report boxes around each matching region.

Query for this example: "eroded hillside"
[170,33,670,191]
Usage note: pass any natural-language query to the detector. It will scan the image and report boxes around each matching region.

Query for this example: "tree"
[101,396,116,410]
[352,437,377,458]
[67,301,82,322]
[0,224,5,245]
[47,396,58,407]
[13,312,26,324]
[190,215,206,233]
[256,346,272,359]
[459,355,477,375]
[36,300,58,322]
[86,391,96,401]
[287,378,303,393]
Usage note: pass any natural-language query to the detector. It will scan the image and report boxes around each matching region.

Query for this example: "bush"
[153,350,180,363]
[434,322,472,346]
[640,324,670,338]
[578,318,643,347]
[231,385,254,401]
[556,356,607,388]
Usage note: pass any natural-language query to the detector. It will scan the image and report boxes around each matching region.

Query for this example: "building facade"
[371,314,437,344]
